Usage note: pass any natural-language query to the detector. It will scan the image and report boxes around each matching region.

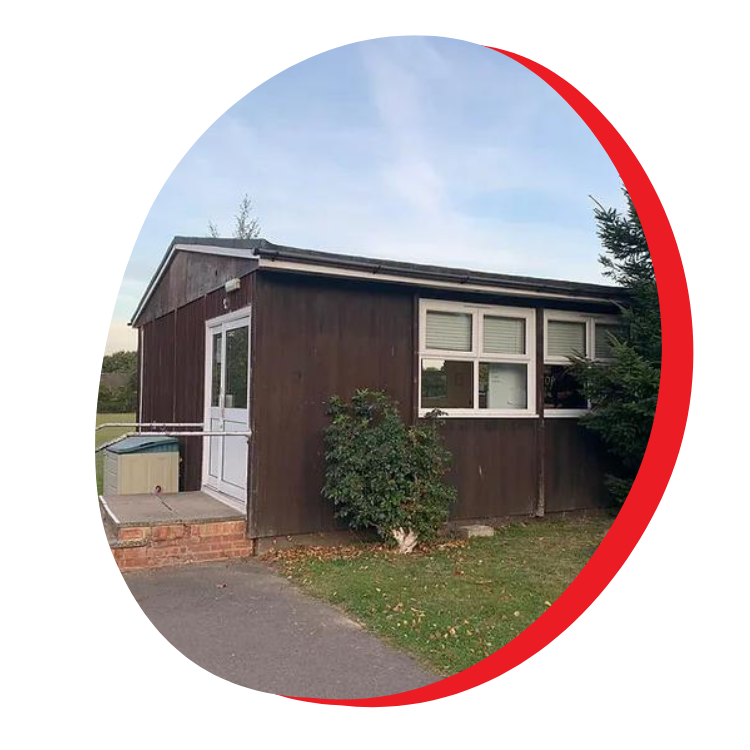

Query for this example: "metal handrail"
[95,422,204,432]
[95,429,252,453]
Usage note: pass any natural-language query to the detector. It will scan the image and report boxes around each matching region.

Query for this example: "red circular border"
[289,46,693,708]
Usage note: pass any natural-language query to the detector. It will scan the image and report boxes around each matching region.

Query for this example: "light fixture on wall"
[224,277,241,293]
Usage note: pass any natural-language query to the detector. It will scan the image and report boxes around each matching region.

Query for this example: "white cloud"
[105,320,137,354]
[360,39,452,217]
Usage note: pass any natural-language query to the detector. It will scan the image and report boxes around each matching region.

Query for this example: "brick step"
[100,499,254,571]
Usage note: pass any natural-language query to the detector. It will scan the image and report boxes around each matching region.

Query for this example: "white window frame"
[418,299,536,418]
[543,310,621,418]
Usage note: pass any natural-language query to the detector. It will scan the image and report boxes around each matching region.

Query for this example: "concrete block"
[456,524,495,539]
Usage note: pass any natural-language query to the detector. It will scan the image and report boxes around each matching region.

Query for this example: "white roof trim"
[132,241,618,326]
[171,243,257,259]
[130,242,258,325]
[256,258,613,304]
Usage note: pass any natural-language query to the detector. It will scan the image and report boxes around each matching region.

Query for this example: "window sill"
[543,409,589,418]
[418,409,539,419]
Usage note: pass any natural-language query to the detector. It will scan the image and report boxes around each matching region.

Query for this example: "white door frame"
[202,306,251,504]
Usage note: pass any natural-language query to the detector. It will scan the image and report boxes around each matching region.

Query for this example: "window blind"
[425,311,472,351]
[483,316,525,355]
[547,320,586,358]
[595,324,624,359]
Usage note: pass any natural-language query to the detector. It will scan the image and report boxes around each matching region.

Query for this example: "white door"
[203,311,250,502]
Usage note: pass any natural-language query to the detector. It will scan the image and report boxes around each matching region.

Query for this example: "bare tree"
[207,194,261,239]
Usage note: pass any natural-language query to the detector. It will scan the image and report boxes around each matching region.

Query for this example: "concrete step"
[101,498,147,548]
[102,518,117,547]
[100,500,121,545]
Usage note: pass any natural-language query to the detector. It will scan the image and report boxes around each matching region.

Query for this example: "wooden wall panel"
[138,272,254,491]
[544,419,612,512]
[440,419,537,519]
[252,272,415,538]
[138,261,619,529]
[205,278,252,321]
[140,312,175,424]
[138,252,257,325]
[173,297,207,491]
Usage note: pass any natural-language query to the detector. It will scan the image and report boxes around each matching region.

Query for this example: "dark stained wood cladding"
[136,251,257,325]
[251,272,415,538]
[139,272,254,491]
[173,297,207,490]
[544,419,612,512]
[439,419,538,519]
[204,276,252,320]
[250,271,617,536]
[138,261,618,530]
[140,312,175,424]
[535,307,546,517]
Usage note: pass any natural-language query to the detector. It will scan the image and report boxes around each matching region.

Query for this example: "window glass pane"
[483,316,525,355]
[224,326,249,409]
[421,359,474,409]
[479,362,527,410]
[547,320,586,358]
[426,311,472,351]
[543,364,587,409]
[595,323,625,360]
[211,332,222,407]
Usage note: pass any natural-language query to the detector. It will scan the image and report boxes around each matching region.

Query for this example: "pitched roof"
[131,236,625,325]
[252,239,623,299]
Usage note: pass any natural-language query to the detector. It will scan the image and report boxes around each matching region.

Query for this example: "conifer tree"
[207,194,261,239]
[573,188,661,503]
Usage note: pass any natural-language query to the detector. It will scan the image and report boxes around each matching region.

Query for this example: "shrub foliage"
[323,390,456,548]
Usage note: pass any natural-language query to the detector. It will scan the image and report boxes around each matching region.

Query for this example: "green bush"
[323,390,456,551]
[97,383,137,413]
[98,350,137,413]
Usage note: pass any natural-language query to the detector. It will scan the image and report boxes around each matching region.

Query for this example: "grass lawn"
[95,413,135,494]
[266,514,614,676]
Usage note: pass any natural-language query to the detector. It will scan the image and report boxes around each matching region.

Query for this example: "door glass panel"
[224,326,249,409]
[211,332,222,407]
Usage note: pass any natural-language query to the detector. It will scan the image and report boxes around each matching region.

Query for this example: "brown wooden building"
[130,237,624,544]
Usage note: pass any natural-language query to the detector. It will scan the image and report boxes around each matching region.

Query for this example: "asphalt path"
[125,559,439,700]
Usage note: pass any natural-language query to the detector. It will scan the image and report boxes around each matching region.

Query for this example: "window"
[594,322,626,360]
[419,300,536,417]
[544,312,623,415]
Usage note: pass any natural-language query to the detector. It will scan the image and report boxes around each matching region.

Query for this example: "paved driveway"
[125,560,439,700]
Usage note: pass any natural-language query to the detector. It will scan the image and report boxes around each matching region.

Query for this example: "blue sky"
[108,36,623,352]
